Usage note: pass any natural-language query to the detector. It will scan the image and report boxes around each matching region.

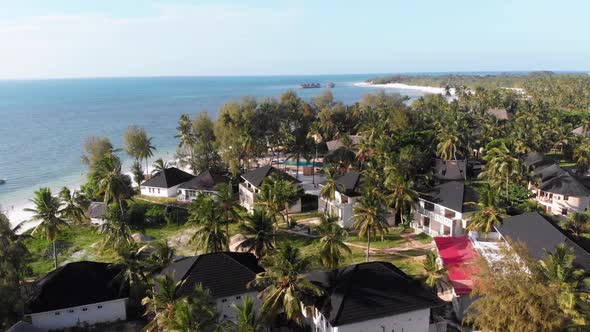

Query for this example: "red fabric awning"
[434,236,479,295]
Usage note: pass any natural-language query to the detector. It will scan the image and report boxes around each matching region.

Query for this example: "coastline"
[354,81,456,96]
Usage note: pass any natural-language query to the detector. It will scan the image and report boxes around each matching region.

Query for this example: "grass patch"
[291,212,322,222]
[349,247,425,277]
[414,232,433,244]
[346,232,407,249]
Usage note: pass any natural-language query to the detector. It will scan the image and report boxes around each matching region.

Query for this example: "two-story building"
[238,165,301,213]
[318,171,362,228]
[140,167,194,198]
[530,163,590,216]
[303,261,445,332]
[413,181,478,237]
[177,170,230,202]
[25,261,128,330]
[158,252,264,323]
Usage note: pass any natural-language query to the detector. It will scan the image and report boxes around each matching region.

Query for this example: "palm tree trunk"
[284,204,290,228]
[366,232,371,262]
[226,218,230,248]
[295,156,300,180]
[53,240,58,269]
[145,158,149,178]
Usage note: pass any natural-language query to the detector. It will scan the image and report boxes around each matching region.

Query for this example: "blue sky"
[1,0,589,79]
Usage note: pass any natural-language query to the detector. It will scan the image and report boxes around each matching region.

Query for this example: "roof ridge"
[331,264,357,325]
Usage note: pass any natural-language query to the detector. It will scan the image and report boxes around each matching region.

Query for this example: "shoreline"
[354,81,456,96]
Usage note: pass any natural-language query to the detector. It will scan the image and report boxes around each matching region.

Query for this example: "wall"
[536,190,590,216]
[216,291,260,323]
[309,307,432,332]
[30,299,127,330]
[140,185,180,198]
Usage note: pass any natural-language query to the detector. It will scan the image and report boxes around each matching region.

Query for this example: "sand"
[354,81,456,96]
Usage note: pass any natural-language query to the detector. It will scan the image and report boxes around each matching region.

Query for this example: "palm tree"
[113,244,149,298]
[423,251,448,291]
[250,243,322,325]
[176,113,196,161]
[480,139,522,197]
[59,187,89,224]
[230,296,264,332]
[238,208,275,259]
[319,168,338,215]
[539,244,588,324]
[256,173,302,227]
[142,274,179,330]
[351,190,388,262]
[189,196,227,253]
[316,214,351,269]
[385,175,419,226]
[131,160,145,187]
[25,187,68,269]
[574,141,590,174]
[93,153,131,214]
[139,135,156,175]
[216,183,240,247]
[466,184,506,237]
[152,158,168,175]
[98,204,132,249]
[436,131,460,160]
[145,241,176,274]
[562,212,590,237]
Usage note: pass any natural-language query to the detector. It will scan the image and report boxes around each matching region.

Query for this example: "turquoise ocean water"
[0,74,435,224]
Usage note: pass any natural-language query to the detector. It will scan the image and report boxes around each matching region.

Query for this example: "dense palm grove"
[3,74,590,330]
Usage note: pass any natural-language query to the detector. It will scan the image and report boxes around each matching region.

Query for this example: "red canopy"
[434,236,479,295]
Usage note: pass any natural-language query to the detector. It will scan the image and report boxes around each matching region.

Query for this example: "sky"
[1,0,589,79]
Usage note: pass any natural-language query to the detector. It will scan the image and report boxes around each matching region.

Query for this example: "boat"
[300,83,321,89]
[327,82,335,88]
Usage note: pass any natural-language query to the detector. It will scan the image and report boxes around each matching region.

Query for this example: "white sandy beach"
[354,81,456,96]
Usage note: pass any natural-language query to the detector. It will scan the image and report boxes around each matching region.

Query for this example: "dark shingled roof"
[538,173,590,197]
[240,165,300,188]
[159,252,264,299]
[141,167,194,188]
[496,212,590,270]
[178,170,229,191]
[305,262,442,326]
[520,152,554,169]
[532,163,566,182]
[333,171,362,196]
[434,159,467,181]
[87,201,108,219]
[422,181,478,213]
[325,135,362,152]
[26,261,127,314]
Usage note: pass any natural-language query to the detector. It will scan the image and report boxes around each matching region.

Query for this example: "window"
[157,188,160,194]
[564,196,569,201]
[562,208,568,216]
[235,296,241,300]
[97,305,103,309]
[82,308,88,312]
[424,202,435,211]
[221,299,227,303]
[54,312,61,316]
[68,309,74,313]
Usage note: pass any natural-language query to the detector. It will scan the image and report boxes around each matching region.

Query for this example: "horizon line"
[1,69,588,82]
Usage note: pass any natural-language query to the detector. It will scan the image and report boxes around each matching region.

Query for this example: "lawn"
[346,229,408,249]
[414,232,433,244]
[349,247,425,277]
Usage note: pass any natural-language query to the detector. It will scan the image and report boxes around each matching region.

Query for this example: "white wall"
[30,298,127,330]
[535,190,590,216]
[216,291,261,323]
[308,307,432,332]
[140,185,180,197]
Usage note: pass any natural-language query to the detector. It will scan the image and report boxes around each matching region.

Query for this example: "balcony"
[416,205,455,228]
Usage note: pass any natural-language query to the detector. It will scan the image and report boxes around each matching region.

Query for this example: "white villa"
[25,261,128,330]
[87,201,108,225]
[158,252,264,323]
[303,262,445,332]
[177,170,229,202]
[238,165,301,213]
[413,181,478,237]
[139,167,194,198]
[318,171,362,228]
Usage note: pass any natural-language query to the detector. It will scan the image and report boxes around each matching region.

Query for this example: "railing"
[416,205,455,227]
[537,196,553,203]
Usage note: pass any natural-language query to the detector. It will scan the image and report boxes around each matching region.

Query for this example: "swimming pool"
[277,160,323,167]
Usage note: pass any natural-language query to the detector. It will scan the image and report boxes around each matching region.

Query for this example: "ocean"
[0,74,431,227]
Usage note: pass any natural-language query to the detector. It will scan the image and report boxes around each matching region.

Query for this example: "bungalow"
[25,261,128,330]
[413,181,478,237]
[325,134,362,152]
[238,165,301,213]
[318,171,362,228]
[495,212,590,270]
[158,252,264,323]
[87,201,108,225]
[303,261,445,332]
[533,171,590,216]
[177,170,230,202]
[433,237,479,320]
[140,167,194,198]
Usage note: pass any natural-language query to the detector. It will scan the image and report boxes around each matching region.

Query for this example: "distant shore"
[354,81,456,96]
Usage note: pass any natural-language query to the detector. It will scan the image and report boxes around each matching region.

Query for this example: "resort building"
[87,201,108,225]
[25,261,128,330]
[495,212,590,270]
[413,181,478,237]
[485,107,513,121]
[158,252,264,323]
[318,171,362,228]
[238,165,301,213]
[529,163,590,216]
[177,170,229,202]
[572,125,589,137]
[303,261,445,332]
[433,237,479,320]
[139,167,194,198]
[325,134,362,152]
